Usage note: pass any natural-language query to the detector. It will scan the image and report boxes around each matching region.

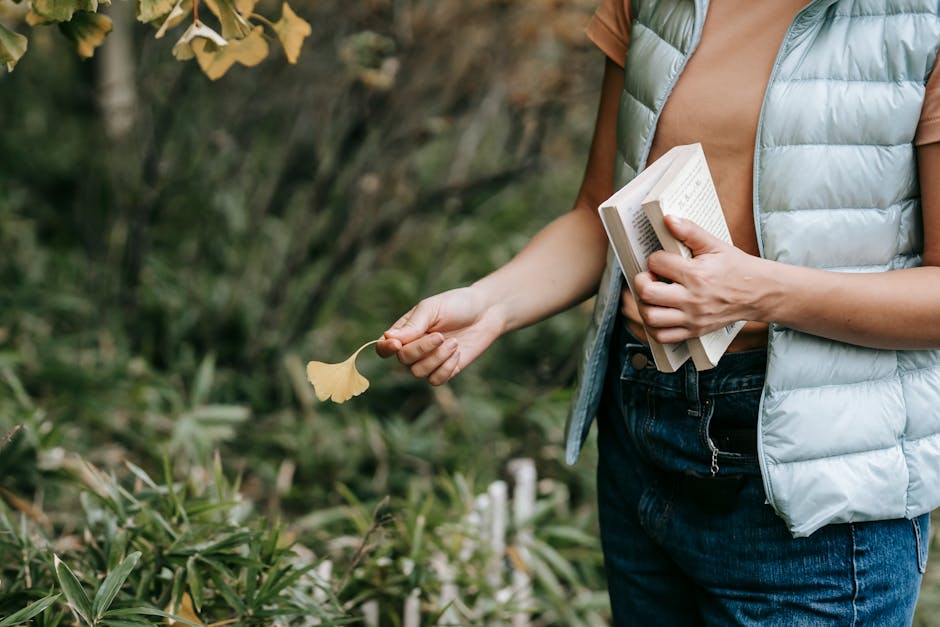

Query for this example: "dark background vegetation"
[1,0,937,624]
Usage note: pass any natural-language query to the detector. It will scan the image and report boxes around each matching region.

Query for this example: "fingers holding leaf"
[396,333,445,366]
[408,338,458,379]
[428,348,461,386]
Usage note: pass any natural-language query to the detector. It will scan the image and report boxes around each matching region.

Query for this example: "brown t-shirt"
[587,0,940,348]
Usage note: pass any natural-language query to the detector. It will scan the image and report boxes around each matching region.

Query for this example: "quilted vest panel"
[565,0,940,536]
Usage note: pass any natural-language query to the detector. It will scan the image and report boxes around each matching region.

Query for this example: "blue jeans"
[596,320,929,626]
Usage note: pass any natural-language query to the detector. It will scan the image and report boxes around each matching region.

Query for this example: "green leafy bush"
[0,448,348,625]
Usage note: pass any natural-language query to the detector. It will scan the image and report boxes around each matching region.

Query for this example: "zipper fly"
[702,398,719,477]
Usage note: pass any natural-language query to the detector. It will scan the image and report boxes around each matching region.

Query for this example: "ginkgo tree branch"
[0,0,312,79]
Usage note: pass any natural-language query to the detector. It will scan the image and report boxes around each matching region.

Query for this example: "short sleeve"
[585,0,631,67]
[915,54,940,146]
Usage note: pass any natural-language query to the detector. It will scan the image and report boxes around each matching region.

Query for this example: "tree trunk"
[97,0,137,140]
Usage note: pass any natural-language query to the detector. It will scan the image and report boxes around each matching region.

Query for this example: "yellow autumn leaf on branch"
[272,2,310,64]
[306,339,379,403]
[0,22,28,71]
[31,0,97,23]
[58,11,112,59]
[137,0,176,24]
[193,24,268,80]
[171,19,226,60]
[154,0,188,39]
[25,11,51,26]
[203,0,252,39]
[234,0,256,18]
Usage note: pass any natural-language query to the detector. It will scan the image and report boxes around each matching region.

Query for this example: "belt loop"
[685,361,699,402]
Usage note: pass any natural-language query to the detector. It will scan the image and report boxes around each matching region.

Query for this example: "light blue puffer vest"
[566,0,940,536]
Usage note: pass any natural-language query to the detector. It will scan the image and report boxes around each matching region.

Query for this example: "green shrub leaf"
[186,555,205,611]
[0,593,62,627]
[54,554,93,625]
[105,606,203,627]
[93,551,142,619]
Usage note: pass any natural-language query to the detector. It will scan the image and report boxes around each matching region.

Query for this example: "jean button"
[630,352,650,370]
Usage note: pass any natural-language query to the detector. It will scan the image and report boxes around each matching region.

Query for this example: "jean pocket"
[913,514,930,574]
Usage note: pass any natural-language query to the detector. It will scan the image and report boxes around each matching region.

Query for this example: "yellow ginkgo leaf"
[171,19,226,61]
[0,23,27,71]
[25,10,50,26]
[58,11,112,59]
[192,24,268,80]
[203,0,252,39]
[31,0,97,22]
[272,2,311,64]
[233,0,256,17]
[154,0,189,39]
[137,0,176,24]
[306,339,379,403]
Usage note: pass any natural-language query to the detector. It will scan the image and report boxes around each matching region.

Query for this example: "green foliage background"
[1,0,938,623]
[1,0,611,623]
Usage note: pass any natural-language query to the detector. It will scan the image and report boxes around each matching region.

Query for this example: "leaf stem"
[352,338,382,358]
[193,0,200,23]
[249,12,276,30]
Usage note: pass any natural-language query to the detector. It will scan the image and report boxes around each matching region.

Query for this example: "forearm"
[757,261,940,349]
[471,55,623,337]
[639,216,940,350]
[472,206,609,334]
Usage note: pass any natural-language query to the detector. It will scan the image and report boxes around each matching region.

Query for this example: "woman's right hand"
[376,286,507,386]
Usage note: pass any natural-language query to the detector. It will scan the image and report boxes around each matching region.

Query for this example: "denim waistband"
[614,317,768,401]
[607,315,768,472]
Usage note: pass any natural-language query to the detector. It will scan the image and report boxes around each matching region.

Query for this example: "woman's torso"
[620,0,807,351]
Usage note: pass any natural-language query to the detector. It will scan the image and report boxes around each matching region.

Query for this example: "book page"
[659,151,732,244]
[601,149,678,267]
[623,203,662,271]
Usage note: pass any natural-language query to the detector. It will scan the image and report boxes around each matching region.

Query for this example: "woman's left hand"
[633,216,768,344]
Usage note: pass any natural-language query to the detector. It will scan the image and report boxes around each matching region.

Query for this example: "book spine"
[597,206,689,373]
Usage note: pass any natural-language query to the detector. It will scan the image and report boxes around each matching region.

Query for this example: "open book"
[598,143,745,372]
